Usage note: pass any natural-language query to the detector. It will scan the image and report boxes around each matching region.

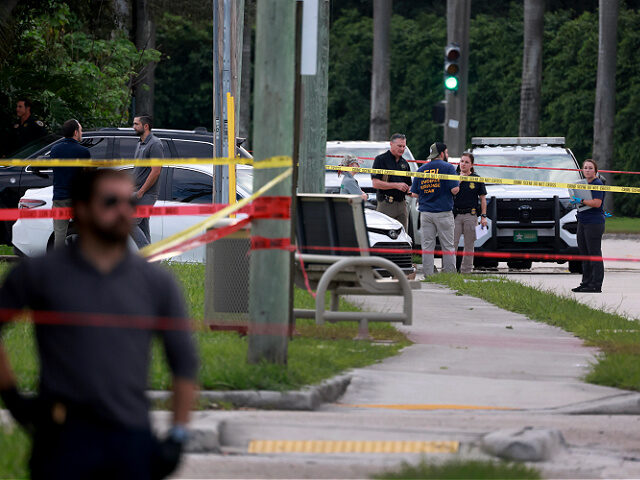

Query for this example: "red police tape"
[0,196,291,221]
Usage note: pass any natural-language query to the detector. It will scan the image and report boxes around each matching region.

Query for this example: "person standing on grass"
[453,152,487,274]
[411,142,459,276]
[131,114,164,248]
[571,159,606,293]
[0,169,198,479]
[51,119,90,248]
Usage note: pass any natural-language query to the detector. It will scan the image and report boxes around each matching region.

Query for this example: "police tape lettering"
[327,165,640,194]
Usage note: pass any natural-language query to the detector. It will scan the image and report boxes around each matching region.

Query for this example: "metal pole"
[248,0,295,364]
[221,0,232,203]
[299,0,329,194]
[444,0,470,157]
[213,0,224,202]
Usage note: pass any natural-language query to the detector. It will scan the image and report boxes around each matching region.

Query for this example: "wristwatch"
[481,214,487,218]
[168,425,189,444]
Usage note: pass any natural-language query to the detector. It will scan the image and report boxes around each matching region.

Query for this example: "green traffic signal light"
[444,76,459,91]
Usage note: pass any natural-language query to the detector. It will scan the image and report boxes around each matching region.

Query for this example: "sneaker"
[580,286,602,293]
[571,285,586,292]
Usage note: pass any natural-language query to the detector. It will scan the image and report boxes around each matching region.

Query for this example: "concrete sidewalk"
[334,282,624,411]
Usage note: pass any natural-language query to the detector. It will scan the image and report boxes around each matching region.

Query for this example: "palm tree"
[369,0,391,141]
[519,0,544,137]
[592,0,618,212]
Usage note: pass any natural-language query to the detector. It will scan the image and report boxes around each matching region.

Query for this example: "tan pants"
[454,213,477,273]
[53,199,73,248]
[376,199,408,231]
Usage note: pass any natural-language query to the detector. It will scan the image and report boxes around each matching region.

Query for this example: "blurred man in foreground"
[0,169,198,479]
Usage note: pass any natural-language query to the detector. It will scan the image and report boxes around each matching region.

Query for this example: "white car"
[13,164,415,273]
[325,140,421,243]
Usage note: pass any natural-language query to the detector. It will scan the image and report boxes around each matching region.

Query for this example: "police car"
[467,137,582,272]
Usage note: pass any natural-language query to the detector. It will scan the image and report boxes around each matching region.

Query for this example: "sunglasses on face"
[99,194,137,210]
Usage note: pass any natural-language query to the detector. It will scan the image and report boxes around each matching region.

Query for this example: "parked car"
[14,165,415,274]
[324,141,421,243]
[0,127,245,246]
[468,137,581,272]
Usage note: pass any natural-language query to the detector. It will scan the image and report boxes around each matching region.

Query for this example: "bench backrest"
[296,194,370,256]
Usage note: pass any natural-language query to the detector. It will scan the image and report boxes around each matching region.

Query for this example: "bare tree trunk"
[369,0,391,141]
[133,0,156,116]
[112,0,131,37]
[519,0,544,137]
[593,0,618,213]
[239,0,254,148]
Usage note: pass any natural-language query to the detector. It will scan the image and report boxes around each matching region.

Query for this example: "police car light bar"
[471,137,565,146]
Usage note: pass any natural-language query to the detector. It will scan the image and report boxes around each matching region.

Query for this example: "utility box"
[204,220,250,329]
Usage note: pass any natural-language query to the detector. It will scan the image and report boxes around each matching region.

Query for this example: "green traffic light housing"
[443,42,461,92]
[444,76,459,91]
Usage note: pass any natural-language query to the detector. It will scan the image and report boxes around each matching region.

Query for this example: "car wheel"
[568,260,582,274]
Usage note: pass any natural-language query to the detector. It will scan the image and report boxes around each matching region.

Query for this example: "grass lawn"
[426,273,640,391]
[374,459,540,479]
[0,427,30,479]
[605,216,640,234]
[0,261,409,393]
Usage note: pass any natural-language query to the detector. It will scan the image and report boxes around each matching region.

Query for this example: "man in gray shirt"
[131,114,164,248]
[0,169,198,479]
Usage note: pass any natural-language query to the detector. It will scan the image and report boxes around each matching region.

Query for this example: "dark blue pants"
[577,222,605,289]
[30,420,156,480]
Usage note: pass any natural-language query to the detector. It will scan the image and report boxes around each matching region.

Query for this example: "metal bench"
[293,194,418,333]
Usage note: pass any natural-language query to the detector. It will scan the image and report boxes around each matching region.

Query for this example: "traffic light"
[444,43,461,91]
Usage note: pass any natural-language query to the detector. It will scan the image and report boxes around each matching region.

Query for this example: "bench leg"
[355,318,372,341]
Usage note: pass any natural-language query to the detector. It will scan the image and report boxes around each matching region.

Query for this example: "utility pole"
[369,0,391,141]
[248,0,295,364]
[299,0,330,193]
[443,0,470,157]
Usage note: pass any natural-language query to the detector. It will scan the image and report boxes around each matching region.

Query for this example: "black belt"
[454,207,476,216]
[382,194,404,203]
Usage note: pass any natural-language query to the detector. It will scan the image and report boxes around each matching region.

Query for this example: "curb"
[546,392,640,415]
[148,374,352,412]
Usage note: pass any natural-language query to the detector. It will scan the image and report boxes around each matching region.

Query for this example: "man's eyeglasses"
[99,195,137,210]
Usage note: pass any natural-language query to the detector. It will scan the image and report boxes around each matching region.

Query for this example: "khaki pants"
[53,199,73,248]
[454,213,478,273]
[420,211,455,275]
[376,199,408,231]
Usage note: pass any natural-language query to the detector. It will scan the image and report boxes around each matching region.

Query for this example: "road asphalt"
[170,260,640,479]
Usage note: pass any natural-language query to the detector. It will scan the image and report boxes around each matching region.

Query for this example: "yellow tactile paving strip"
[247,440,460,454]
[339,404,516,411]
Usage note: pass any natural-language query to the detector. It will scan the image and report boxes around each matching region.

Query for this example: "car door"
[163,166,214,262]
[115,136,170,244]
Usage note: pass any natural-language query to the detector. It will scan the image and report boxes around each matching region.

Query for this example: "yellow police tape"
[140,168,292,261]
[0,156,292,169]
[328,165,640,194]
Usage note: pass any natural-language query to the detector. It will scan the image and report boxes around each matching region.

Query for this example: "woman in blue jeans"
[572,159,605,293]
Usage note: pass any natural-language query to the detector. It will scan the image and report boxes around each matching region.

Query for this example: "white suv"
[468,137,582,272]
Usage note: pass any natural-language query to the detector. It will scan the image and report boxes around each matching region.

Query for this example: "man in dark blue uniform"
[51,119,90,248]
[371,133,412,230]
[9,98,48,154]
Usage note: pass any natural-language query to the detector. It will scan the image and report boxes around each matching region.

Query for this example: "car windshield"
[4,134,61,159]
[473,154,582,184]
[325,148,416,171]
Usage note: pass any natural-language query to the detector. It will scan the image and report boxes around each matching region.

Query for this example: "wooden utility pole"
[299,0,330,193]
[519,0,544,137]
[133,0,156,116]
[593,0,618,213]
[248,0,295,364]
[369,0,391,141]
[443,0,470,157]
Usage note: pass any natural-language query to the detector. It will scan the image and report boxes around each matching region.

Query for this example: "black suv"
[0,128,244,245]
